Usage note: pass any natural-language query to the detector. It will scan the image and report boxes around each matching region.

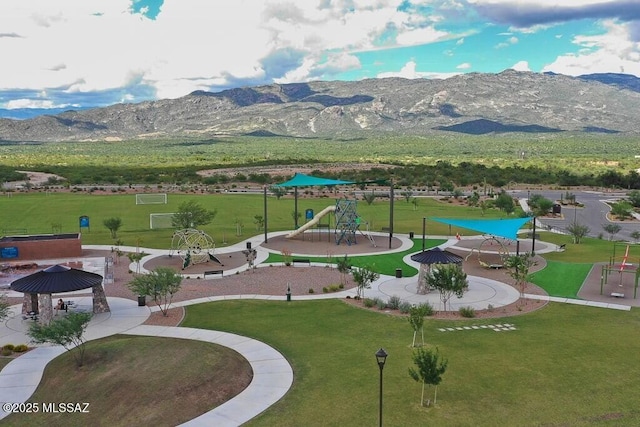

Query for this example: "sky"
[1,0,640,113]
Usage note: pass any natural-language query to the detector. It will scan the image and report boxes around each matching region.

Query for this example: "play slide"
[286,205,336,238]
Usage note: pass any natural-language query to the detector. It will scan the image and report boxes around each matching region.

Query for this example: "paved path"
[0,233,632,425]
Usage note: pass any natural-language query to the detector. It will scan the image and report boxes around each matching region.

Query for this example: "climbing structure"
[334,199,358,245]
[169,228,219,269]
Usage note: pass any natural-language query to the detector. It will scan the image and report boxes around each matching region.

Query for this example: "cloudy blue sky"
[1,0,640,114]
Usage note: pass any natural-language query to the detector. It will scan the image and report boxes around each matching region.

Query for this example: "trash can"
[138,296,146,307]
[395,268,403,278]
[246,242,252,250]
[409,231,414,239]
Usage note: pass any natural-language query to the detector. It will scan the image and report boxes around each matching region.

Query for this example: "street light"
[375,348,388,427]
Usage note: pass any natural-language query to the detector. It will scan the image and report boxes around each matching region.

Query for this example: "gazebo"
[10,264,110,325]
[410,247,464,294]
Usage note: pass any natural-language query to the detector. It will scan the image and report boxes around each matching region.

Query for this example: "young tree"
[336,255,352,286]
[127,267,183,316]
[411,197,419,211]
[566,221,590,244]
[103,217,122,239]
[270,185,288,200]
[425,264,468,311]
[253,215,265,230]
[495,192,515,215]
[408,303,431,347]
[528,194,554,217]
[401,189,414,203]
[631,230,640,243]
[172,200,217,229]
[351,265,379,299]
[362,191,376,205]
[28,312,92,367]
[409,347,448,407]
[627,190,640,208]
[504,253,537,298]
[602,223,622,241]
[610,201,633,220]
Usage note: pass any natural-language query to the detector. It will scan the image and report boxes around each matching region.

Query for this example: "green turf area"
[0,192,502,248]
[265,238,446,277]
[529,261,594,298]
[182,300,640,426]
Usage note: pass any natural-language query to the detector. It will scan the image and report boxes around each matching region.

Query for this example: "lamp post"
[375,348,388,427]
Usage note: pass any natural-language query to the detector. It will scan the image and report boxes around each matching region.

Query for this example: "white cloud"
[457,62,472,69]
[542,20,640,76]
[377,60,461,79]
[511,60,531,71]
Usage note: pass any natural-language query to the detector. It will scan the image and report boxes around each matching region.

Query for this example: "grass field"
[0,192,507,248]
[182,299,640,427]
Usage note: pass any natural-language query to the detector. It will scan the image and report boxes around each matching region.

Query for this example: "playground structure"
[464,235,512,269]
[285,199,376,247]
[169,228,223,270]
[600,243,640,299]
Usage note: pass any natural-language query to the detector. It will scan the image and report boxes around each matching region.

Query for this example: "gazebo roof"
[410,247,463,265]
[10,264,103,294]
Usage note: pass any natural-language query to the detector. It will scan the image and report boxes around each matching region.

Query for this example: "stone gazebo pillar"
[92,284,110,314]
[22,293,39,314]
[37,293,54,325]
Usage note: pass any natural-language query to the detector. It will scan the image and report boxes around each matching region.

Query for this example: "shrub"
[487,304,495,312]
[3,344,14,351]
[13,344,28,352]
[387,295,402,310]
[459,306,476,318]
[375,298,387,310]
[1,347,12,356]
[417,302,434,316]
[399,301,412,314]
[328,284,341,293]
[322,287,328,293]
[308,288,315,294]
[363,298,375,308]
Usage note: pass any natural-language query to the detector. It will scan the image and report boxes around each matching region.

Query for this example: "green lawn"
[0,192,502,248]
[183,299,640,426]
[529,261,594,298]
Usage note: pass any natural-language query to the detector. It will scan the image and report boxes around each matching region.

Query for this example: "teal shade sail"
[430,217,532,240]
[275,173,354,187]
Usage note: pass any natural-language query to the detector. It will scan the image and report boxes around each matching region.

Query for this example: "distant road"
[509,190,638,242]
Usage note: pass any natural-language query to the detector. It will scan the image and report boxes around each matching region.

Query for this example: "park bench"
[611,292,625,298]
[293,259,311,266]
[204,270,224,278]
[557,244,566,252]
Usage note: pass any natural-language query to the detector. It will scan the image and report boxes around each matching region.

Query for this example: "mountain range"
[1,70,640,142]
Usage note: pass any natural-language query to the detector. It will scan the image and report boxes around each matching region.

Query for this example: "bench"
[557,244,566,252]
[293,258,311,266]
[204,270,224,278]
[611,292,625,298]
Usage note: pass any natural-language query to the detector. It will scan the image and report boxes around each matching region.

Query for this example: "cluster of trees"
[13,160,640,190]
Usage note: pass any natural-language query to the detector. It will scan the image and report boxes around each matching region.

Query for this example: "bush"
[399,301,412,314]
[1,347,12,356]
[322,287,328,293]
[13,344,28,353]
[387,295,402,310]
[459,306,476,318]
[375,298,387,310]
[417,302,434,316]
[308,288,315,294]
[2,344,14,351]
[328,284,341,293]
[363,298,375,308]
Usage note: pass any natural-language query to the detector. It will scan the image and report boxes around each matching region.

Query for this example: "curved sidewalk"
[0,297,293,426]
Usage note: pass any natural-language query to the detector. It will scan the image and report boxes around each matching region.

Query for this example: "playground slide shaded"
[286,206,336,238]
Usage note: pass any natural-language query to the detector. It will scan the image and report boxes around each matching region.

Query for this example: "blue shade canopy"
[276,173,354,187]
[431,217,532,240]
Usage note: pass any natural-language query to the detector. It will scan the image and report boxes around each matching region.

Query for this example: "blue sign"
[79,216,90,228]
[305,209,314,220]
[1,247,18,259]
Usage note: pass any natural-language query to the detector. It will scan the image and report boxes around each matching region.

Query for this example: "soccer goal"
[136,193,168,205]
[150,213,175,229]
